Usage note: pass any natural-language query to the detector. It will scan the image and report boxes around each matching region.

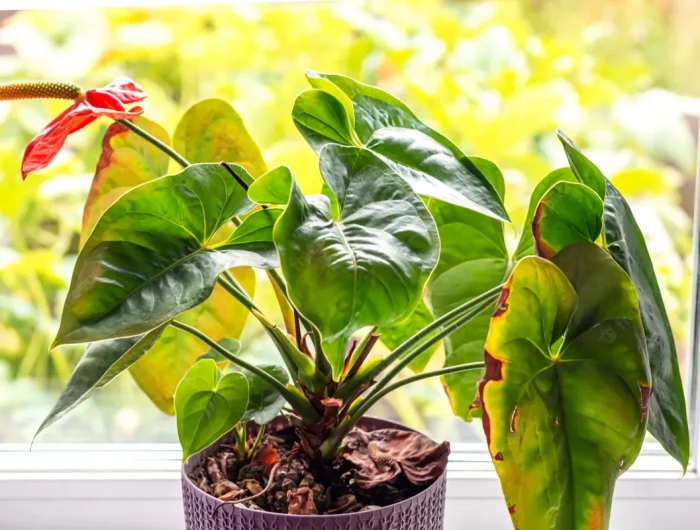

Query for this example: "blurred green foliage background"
[0,0,696,444]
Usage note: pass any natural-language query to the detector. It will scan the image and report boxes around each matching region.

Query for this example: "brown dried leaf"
[287,487,318,515]
[242,479,263,496]
[341,428,450,489]
[206,457,225,485]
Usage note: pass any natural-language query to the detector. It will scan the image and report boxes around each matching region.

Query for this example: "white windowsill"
[0,443,697,530]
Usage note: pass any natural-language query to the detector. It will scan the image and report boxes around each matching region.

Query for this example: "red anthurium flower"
[9,77,147,179]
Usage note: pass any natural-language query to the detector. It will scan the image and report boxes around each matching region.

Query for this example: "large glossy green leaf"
[175,360,248,461]
[53,163,277,347]
[82,116,171,244]
[34,323,168,439]
[274,145,439,379]
[173,99,267,176]
[241,364,290,425]
[532,181,603,259]
[428,196,509,420]
[557,131,689,469]
[294,71,509,223]
[305,71,453,147]
[75,121,262,416]
[366,127,508,221]
[481,245,650,530]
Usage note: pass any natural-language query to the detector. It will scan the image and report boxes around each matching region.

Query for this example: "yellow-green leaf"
[481,245,650,530]
[173,98,267,176]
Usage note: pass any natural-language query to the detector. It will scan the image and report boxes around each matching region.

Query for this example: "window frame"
[0,441,698,530]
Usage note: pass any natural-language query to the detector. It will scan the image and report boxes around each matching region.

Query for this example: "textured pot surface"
[181,417,447,530]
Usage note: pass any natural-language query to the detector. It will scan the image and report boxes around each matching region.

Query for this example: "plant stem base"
[181,417,446,530]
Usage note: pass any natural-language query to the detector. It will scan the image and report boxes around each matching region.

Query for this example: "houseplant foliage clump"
[9,71,688,528]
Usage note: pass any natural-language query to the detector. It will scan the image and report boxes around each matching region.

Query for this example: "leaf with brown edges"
[480,244,650,530]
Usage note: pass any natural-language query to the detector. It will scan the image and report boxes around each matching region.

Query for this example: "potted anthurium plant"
[7,71,688,530]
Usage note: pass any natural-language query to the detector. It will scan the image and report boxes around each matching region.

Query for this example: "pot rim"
[181,415,448,519]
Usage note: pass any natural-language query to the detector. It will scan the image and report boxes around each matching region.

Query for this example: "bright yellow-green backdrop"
[0,0,695,443]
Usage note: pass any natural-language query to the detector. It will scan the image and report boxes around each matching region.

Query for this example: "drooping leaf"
[295,71,509,223]
[248,166,293,206]
[173,98,266,176]
[532,181,603,259]
[130,268,255,414]
[81,116,171,244]
[366,127,508,221]
[34,323,168,439]
[557,132,689,469]
[481,245,650,530]
[428,196,509,420]
[53,163,277,347]
[513,168,577,260]
[241,364,290,425]
[175,360,249,461]
[274,145,439,379]
[379,300,438,373]
[469,156,506,200]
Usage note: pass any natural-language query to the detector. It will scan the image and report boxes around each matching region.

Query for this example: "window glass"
[0,1,696,445]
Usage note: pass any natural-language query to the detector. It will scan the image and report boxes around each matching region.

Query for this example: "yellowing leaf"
[173,98,267,177]
[81,116,171,244]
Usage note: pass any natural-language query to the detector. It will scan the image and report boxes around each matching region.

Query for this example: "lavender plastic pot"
[181,417,447,530]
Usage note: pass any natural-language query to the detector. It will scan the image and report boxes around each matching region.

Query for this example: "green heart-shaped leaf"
[294,71,509,223]
[34,323,168,440]
[248,166,294,206]
[174,99,267,176]
[241,364,290,425]
[274,145,439,379]
[556,131,689,469]
[532,181,603,259]
[481,244,650,530]
[175,360,249,461]
[513,168,577,260]
[54,163,277,347]
[82,116,171,245]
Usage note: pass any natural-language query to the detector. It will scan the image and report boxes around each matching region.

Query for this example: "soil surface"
[188,422,450,515]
